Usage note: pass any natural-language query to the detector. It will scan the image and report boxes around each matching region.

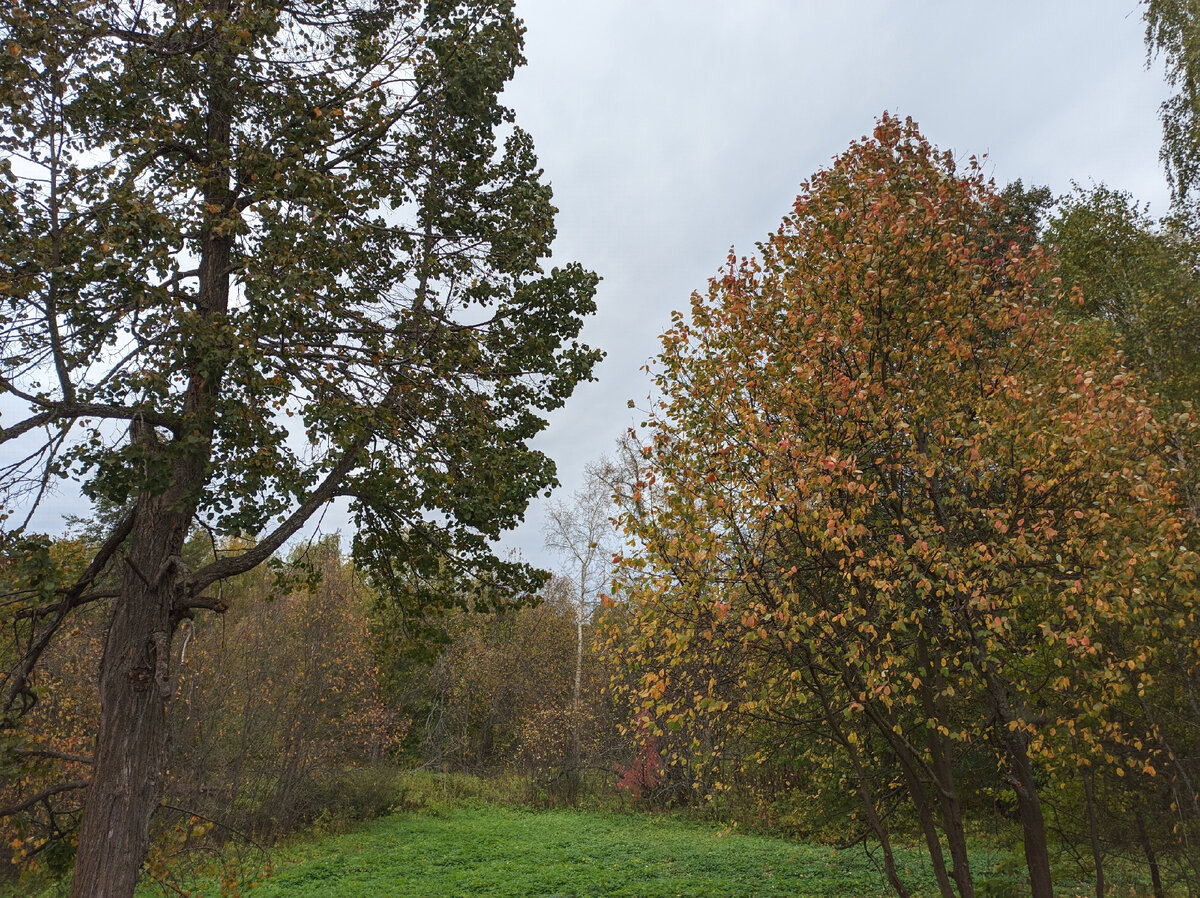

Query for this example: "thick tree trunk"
[71,14,234,883]
[71,493,191,896]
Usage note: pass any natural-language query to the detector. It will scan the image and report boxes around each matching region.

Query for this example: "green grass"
[5,773,1162,896]
[180,805,924,897]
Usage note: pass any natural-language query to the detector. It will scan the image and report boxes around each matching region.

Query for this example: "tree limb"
[180,435,369,602]
[0,401,180,443]
[0,779,89,819]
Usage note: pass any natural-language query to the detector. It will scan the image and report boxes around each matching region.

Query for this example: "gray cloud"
[12,2,1173,579]
[500,0,1172,572]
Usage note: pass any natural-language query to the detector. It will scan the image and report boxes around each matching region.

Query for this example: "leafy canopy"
[613,114,1199,896]
[0,0,600,599]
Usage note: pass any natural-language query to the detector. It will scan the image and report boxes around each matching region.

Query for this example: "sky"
[497,0,1173,572]
[14,1,1175,576]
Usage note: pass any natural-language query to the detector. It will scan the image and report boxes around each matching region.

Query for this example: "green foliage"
[0,0,600,608]
[1146,0,1200,207]
[1047,183,1200,409]
[0,792,1177,897]
[1,1,599,886]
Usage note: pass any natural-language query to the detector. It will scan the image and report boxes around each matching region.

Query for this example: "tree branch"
[13,747,93,765]
[180,436,369,602]
[0,779,89,819]
[0,400,180,443]
[2,509,135,715]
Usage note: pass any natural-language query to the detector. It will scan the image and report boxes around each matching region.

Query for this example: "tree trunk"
[1082,765,1105,898]
[895,748,958,898]
[71,493,191,896]
[71,13,234,883]
[1135,810,1166,898]
[977,651,1053,898]
[819,692,913,898]
[916,635,974,898]
[572,561,585,773]
[1003,728,1054,898]
[854,665,958,898]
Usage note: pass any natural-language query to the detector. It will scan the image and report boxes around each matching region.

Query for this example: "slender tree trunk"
[895,749,958,898]
[1001,726,1054,898]
[1082,766,1105,898]
[816,686,913,898]
[572,561,585,774]
[1135,810,1166,898]
[853,667,958,898]
[916,638,974,898]
[846,748,912,898]
[977,651,1053,898]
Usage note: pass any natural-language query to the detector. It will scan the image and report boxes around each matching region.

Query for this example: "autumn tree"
[418,578,575,771]
[0,1,599,893]
[544,459,618,777]
[614,115,1199,898]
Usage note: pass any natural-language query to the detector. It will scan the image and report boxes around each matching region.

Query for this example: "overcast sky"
[498,0,1172,572]
[17,2,1174,577]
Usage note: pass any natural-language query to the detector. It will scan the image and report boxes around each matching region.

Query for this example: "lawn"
[150,804,1022,898]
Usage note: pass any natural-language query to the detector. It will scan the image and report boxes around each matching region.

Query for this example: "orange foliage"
[613,115,1200,895]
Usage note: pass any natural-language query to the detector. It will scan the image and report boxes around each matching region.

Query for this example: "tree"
[1146,0,1200,208]
[415,576,582,783]
[1047,184,1200,411]
[1045,183,1200,898]
[543,459,617,780]
[614,115,1199,897]
[0,1,599,893]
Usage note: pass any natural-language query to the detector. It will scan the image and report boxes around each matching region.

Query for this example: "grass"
[165,804,931,897]
[5,773,1165,896]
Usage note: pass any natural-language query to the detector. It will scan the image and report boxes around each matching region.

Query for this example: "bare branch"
[0,779,89,819]
[2,509,134,715]
[0,401,180,443]
[15,590,120,621]
[13,747,93,765]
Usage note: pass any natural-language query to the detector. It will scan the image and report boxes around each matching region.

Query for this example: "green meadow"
[130,802,1119,898]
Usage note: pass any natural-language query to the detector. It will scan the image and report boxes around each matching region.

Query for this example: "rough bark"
[71,14,235,887]
[70,494,191,896]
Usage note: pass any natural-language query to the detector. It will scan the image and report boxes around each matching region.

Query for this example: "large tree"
[0,0,599,893]
[614,116,1199,897]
